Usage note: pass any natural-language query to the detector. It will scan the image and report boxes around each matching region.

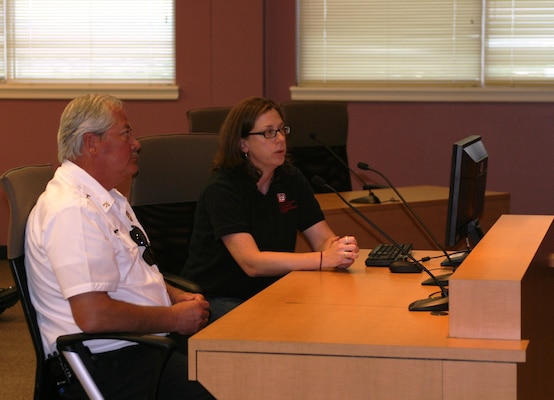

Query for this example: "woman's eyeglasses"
[129,225,156,266]
[245,126,291,139]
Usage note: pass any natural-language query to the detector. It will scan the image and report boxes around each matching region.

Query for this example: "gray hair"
[57,93,124,163]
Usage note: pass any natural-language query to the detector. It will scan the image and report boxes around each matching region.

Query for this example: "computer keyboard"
[365,243,413,267]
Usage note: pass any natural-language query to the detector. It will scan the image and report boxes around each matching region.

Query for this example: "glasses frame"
[245,126,291,139]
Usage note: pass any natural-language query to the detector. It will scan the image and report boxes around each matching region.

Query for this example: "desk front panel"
[196,351,443,400]
[195,352,517,400]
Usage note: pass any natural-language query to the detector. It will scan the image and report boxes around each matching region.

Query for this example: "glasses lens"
[142,247,156,266]
[130,226,146,246]
[264,127,290,139]
[129,226,156,266]
[264,129,277,139]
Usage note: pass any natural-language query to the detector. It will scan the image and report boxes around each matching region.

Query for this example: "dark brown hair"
[213,96,290,180]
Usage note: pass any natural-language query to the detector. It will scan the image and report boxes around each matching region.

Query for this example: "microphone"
[309,133,381,204]
[357,162,457,287]
[311,175,448,313]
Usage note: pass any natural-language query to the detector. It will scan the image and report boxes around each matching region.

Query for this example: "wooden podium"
[449,214,554,399]
[189,215,552,399]
[296,185,510,252]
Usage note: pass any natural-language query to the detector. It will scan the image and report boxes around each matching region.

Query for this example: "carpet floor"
[0,259,35,399]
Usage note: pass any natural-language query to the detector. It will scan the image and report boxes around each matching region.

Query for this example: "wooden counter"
[189,213,554,399]
[296,185,510,251]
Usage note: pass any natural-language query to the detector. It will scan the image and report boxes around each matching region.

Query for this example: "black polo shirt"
[182,166,324,300]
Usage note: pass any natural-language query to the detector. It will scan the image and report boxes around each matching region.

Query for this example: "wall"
[0,0,264,247]
[1,0,553,248]
[264,1,554,219]
[346,101,554,217]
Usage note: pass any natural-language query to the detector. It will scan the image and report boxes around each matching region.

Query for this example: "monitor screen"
[445,135,488,248]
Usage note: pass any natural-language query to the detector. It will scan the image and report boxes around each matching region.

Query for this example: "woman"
[181,97,359,321]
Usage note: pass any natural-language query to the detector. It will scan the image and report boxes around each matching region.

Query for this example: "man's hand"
[171,296,210,335]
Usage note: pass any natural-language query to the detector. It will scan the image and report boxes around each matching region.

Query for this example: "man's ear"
[82,132,99,155]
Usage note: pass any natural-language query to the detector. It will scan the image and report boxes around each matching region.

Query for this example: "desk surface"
[189,249,526,399]
[190,251,525,364]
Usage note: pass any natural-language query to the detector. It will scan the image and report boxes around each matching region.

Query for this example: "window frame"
[0,0,178,100]
[0,84,179,100]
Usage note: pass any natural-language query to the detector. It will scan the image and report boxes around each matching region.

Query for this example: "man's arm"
[69,291,210,336]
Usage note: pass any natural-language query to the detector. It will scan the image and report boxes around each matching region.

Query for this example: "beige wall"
[1,0,552,248]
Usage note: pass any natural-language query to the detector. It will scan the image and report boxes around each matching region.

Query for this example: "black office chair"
[0,285,19,314]
[130,133,219,280]
[280,100,353,193]
[187,106,231,133]
[1,164,176,400]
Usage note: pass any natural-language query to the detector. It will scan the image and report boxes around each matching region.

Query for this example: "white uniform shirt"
[25,161,171,356]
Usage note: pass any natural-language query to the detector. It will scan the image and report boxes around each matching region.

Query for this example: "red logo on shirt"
[277,193,297,214]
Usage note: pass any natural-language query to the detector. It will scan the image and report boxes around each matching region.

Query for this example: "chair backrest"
[280,100,352,193]
[187,106,232,133]
[2,165,54,259]
[0,164,59,399]
[130,133,219,275]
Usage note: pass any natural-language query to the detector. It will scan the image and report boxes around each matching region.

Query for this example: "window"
[0,0,176,99]
[295,0,554,101]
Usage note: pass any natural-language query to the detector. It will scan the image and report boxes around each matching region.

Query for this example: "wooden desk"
[296,185,510,252]
[189,214,554,399]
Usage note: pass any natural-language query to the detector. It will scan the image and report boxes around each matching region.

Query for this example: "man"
[26,93,213,399]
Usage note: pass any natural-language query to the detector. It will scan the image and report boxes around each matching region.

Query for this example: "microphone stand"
[311,175,448,312]
[357,162,460,287]
[309,133,380,204]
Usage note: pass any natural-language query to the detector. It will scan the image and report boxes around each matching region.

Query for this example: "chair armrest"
[57,333,175,400]
[162,272,203,293]
[57,332,175,351]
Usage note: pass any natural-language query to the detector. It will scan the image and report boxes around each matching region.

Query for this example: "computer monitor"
[443,135,488,266]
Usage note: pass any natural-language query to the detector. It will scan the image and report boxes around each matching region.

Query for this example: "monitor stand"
[440,252,468,267]
[421,273,451,287]
[422,223,483,288]
[421,251,468,287]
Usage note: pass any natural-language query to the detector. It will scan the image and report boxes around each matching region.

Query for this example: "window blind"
[298,0,554,88]
[486,0,554,85]
[3,0,174,84]
[0,2,5,81]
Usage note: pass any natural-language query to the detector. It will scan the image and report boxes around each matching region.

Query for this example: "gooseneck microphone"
[309,133,381,204]
[357,162,457,287]
[311,175,448,312]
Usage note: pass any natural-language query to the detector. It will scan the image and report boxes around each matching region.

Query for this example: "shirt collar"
[58,160,125,213]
